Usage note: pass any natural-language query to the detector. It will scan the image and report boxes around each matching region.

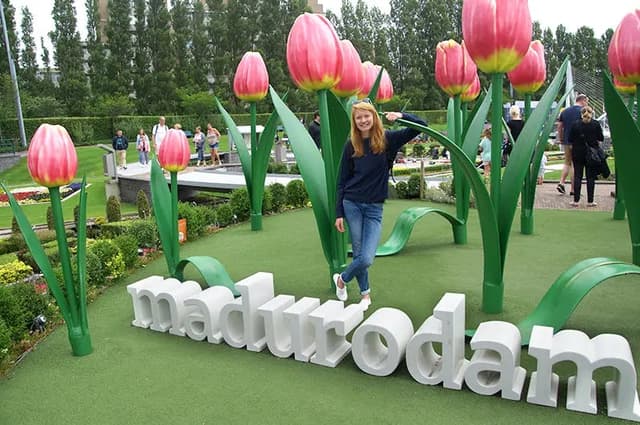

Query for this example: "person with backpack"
[152,116,169,157]
[333,99,426,311]
[112,129,129,170]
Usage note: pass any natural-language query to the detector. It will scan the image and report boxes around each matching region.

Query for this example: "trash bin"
[178,219,187,243]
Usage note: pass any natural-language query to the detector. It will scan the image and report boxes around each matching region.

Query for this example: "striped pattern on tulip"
[233,52,269,102]
[435,40,478,97]
[331,40,364,98]
[507,40,546,94]
[158,129,191,172]
[615,77,637,95]
[462,0,532,74]
[608,10,640,85]
[461,74,481,103]
[27,124,78,188]
[286,13,343,92]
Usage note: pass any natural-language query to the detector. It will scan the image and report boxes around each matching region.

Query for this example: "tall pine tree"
[105,0,133,96]
[132,0,151,113]
[19,7,38,94]
[147,0,177,113]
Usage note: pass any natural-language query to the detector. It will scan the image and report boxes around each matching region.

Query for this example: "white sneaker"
[359,297,371,311]
[333,273,347,301]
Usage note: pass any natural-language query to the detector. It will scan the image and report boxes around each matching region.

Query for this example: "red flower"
[435,39,478,97]
[507,40,546,94]
[614,77,637,95]
[233,51,269,102]
[461,74,481,103]
[608,10,640,84]
[27,124,77,188]
[286,13,342,92]
[462,0,532,74]
[158,129,190,172]
[359,61,394,103]
[331,40,364,98]
[377,68,394,104]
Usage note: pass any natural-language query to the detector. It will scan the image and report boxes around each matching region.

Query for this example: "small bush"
[67,120,95,145]
[136,190,150,219]
[0,286,29,342]
[73,204,80,231]
[85,251,105,287]
[106,195,122,222]
[130,220,158,247]
[407,174,422,198]
[114,235,139,268]
[178,203,215,238]
[395,181,409,199]
[289,163,300,174]
[0,236,25,255]
[262,186,273,214]
[0,260,33,285]
[286,180,308,208]
[0,318,11,361]
[268,162,289,174]
[412,143,427,158]
[230,188,251,221]
[439,178,455,198]
[46,206,54,230]
[269,183,287,213]
[88,239,125,281]
[11,217,19,236]
[387,182,398,199]
[216,203,234,227]
[36,230,57,244]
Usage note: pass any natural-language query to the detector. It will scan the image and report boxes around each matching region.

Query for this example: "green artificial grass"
[0,201,638,425]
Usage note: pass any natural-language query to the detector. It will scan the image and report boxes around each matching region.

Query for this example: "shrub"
[407,174,422,198]
[216,203,234,227]
[439,178,455,198]
[289,163,300,174]
[130,220,158,247]
[85,251,105,287]
[268,162,289,174]
[0,286,29,342]
[230,188,251,221]
[73,204,80,231]
[88,239,125,281]
[10,283,52,331]
[114,235,139,268]
[0,318,11,362]
[0,236,25,255]
[269,183,287,213]
[106,195,122,222]
[387,182,398,199]
[67,120,95,146]
[262,186,273,214]
[46,206,54,230]
[136,190,151,219]
[11,216,19,235]
[395,181,409,199]
[177,203,215,238]
[412,143,427,158]
[286,179,308,208]
[17,246,60,272]
[0,260,33,285]
[36,229,57,244]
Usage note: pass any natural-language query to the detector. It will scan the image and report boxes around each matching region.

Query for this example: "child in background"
[537,153,548,184]
[479,127,492,184]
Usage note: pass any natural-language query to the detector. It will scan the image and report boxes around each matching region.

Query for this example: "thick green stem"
[170,172,179,274]
[613,95,634,220]
[490,74,504,206]
[521,94,534,234]
[452,95,467,244]
[49,188,80,326]
[249,102,262,230]
[67,325,92,356]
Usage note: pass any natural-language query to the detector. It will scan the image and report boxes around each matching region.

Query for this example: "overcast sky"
[8,0,639,59]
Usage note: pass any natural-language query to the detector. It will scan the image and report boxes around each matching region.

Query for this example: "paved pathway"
[530,181,616,211]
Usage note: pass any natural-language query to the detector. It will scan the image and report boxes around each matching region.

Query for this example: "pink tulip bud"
[359,61,394,103]
[435,39,478,97]
[377,68,394,104]
[331,40,364,98]
[286,13,342,92]
[27,124,78,188]
[462,0,532,74]
[158,129,190,172]
[507,41,546,94]
[461,74,481,103]
[233,51,269,102]
[608,10,640,85]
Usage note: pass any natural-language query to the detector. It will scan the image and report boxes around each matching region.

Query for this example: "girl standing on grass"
[333,99,426,311]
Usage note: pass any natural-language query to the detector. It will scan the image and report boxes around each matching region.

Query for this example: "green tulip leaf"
[269,87,334,264]
[367,67,384,104]
[447,98,456,145]
[216,98,252,190]
[462,87,492,160]
[461,90,488,143]
[150,158,176,275]
[76,176,89,330]
[0,182,73,318]
[327,90,351,178]
[498,59,569,263]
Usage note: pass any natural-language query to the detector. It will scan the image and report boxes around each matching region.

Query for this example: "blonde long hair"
[350,101,385,157]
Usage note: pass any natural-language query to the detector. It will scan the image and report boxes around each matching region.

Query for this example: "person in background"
[537,153,548,184]
[557,94,589,195]
[333,99,426,311]
[479,127,492,184]
[112,129,129,170]
[308,111,321,150]
[136,128,150,166]
[207,123,222,165]
[505,105,524,165]
[152,116,168,157]
[193,126,206,166]
[568,105,602,207]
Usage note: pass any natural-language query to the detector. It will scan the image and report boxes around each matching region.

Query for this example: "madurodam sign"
[127,273,640,422]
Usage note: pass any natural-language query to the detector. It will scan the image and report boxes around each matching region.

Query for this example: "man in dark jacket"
[308,111,321,150]
[112,129,129,170]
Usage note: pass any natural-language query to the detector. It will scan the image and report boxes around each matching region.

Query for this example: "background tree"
[0,0,18,76]
[188,0,209,92]
[147,0,177,113]
[171,0,192,92]
[205,0,230,102]
[50,0,89,115]
[132,0,151,113]
[85,0,109,98]
[104,0,133,96]
[18,7,38,95]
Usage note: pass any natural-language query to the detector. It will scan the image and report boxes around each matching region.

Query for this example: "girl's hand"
[384,112,403,122]
[335,217,345,233]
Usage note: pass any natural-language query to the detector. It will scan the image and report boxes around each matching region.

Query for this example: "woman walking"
[207,124,221,165]
[136,128,150,165]
[568,106,603,207]
[333,100,426,310]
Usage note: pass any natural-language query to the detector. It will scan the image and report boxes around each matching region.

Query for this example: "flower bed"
[0,182,85,206]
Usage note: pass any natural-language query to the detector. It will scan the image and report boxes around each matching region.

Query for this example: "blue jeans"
[340,199,383,295]
[197,147,204,161]
[138,151,149,164]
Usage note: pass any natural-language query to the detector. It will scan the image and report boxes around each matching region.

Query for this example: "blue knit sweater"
[336,113,426,218]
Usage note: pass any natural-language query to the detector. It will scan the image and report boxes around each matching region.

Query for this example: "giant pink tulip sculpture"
[2,124,92,356]
[218,51,274,231]
[506,40,548,234]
